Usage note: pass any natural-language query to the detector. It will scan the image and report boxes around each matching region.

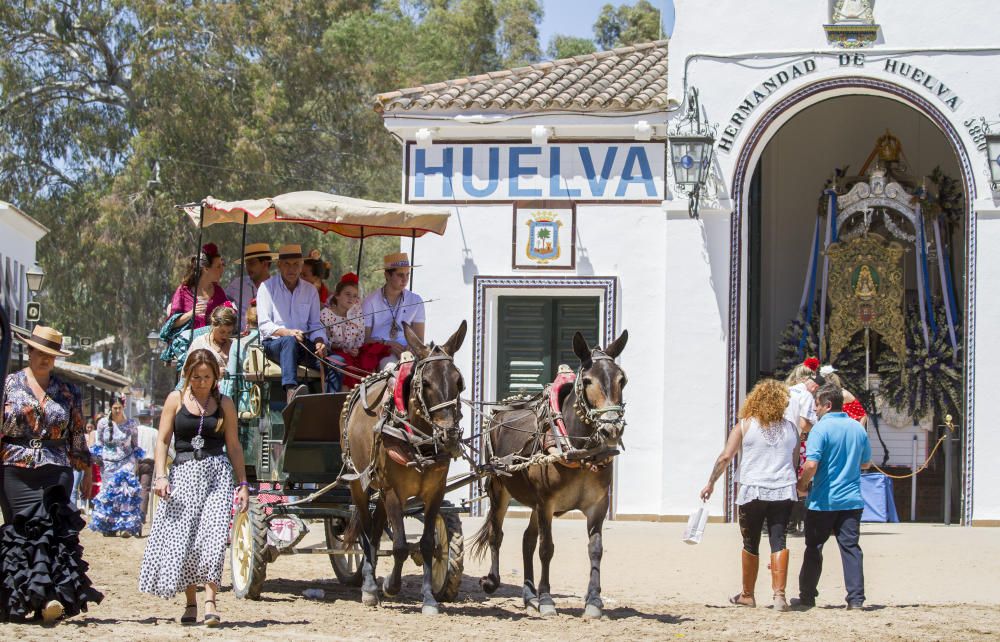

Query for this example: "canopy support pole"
[189,203,206,347]
[235,212,248,406]
[410,230,416,290]
[355,227,365,276]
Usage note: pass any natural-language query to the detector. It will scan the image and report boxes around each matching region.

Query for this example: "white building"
[0,200,48,330]
[375,1,1000,525]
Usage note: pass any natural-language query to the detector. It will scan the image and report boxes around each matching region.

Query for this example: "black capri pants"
[737,499,794,555]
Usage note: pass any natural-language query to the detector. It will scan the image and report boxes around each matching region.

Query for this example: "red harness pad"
[548,371,576,437]
[393,361,415,415]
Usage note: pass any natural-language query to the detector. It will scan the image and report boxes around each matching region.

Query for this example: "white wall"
[972,213,1000,522]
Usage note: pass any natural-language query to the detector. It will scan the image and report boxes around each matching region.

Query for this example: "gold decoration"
[826,233,907,363]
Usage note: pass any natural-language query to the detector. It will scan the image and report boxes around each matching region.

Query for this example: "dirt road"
[6,517,999,640]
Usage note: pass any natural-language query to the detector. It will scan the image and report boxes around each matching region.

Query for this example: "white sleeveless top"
[735,417,799,505]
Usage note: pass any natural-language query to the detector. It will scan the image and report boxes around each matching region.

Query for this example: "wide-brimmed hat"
[380,252,418,271]
[234,242,277,264]
[276,244,303,260]
[13,325,73,357]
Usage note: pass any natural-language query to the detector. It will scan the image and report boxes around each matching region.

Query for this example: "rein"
[570,351,627,451]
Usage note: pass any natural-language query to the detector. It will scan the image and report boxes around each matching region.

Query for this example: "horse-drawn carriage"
[176,193,472,605]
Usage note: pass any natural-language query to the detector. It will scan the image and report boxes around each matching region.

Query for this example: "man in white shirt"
[224,242,275,328]
[257,244,340,400]
[135,408,171,523]
[360,252,426,369]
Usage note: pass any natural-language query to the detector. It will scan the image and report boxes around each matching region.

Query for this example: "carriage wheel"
[231,497,268,599]
[415,505,464,602]
[324,517,363,586]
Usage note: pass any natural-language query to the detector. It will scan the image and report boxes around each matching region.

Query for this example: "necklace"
[382,286,403,341]
[188,391,210,456]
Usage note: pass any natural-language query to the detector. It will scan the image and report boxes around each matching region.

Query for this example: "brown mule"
[342,321,467,615]
[471,330,628,620]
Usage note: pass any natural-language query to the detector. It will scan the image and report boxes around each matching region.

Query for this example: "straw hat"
[13,325,73,357]
[276,244,303,260]
[234,242,277,264]
[380,252,418,271]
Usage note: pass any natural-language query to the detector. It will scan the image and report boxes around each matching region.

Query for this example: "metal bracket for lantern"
[668,88,717,219]
[983,117,1000,191]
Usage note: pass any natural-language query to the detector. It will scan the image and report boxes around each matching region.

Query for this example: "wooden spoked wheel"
[415,505,464,602]
[324,517,363,586]
[231,497,268,599]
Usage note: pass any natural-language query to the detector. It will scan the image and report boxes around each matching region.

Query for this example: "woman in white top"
[700,379,799,611]
[187,307,236,370]
[320,273,366,390]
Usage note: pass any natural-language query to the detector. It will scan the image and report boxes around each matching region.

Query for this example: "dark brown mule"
[471,330,628,619]
[342,321,467,615]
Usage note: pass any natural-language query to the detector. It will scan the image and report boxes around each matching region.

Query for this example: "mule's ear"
[572,332,592,369]
[403,323,430,360]
[604,329,629,359]
[442,320,467,356]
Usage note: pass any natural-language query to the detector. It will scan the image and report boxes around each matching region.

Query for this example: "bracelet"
[237,481,249,488]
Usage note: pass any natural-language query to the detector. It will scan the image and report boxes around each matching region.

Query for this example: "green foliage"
[593,0,663,50]
[0,0,543,381]
[547,34,597,59]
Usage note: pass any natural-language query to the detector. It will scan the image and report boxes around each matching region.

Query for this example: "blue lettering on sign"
[414,148,454,198]
[578,147,617,197]
[509,146,542,197]
[548,147,581,198]
[462,147,499,198]
[615,146,656,197]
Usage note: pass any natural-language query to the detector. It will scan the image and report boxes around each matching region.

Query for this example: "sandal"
[180,602,197,625]
[203,599,220,627]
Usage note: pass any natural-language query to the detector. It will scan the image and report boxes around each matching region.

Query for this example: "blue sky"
[538,0,675,56]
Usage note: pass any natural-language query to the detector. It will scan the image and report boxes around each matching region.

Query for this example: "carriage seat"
[548,365,576,418]
[242,344,321,382]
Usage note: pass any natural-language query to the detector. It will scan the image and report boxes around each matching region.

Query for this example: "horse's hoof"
[421,603,440,616]
[480,575,499,594]
[361,591,379,607]
[382,585,399,599]
[583,603,603,619]
[524,597,540,612]
[539,602,558,617]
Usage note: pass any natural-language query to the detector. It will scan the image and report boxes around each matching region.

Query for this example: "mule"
[341,321,467,615]
[471,330,628,619]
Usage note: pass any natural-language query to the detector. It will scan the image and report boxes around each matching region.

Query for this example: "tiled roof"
[374,40,668,114]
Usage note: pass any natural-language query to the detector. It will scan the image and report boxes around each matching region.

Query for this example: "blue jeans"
[263,335,342,392]
[71,468,85,508]
[799,508,865,605]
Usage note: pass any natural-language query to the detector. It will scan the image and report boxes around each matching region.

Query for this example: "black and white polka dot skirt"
[138,455,234,598]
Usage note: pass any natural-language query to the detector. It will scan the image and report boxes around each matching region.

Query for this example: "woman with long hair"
[138,349,249,627]
[168,243,232,330]
[0,326,103,623]
[700,379,800,611]
[89,396,144,537]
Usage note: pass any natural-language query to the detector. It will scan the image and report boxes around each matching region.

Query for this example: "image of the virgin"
[852,264,879,299]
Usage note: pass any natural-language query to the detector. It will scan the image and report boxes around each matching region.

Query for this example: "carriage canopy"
[183,190,450,238]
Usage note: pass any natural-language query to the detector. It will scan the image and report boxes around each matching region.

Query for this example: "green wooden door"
[496,296,600,400]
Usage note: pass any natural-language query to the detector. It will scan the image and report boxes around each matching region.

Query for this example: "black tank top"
[174,403,226,453]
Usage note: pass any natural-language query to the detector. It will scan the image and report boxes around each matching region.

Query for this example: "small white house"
[375,1,1000,526]
[0,200,48,330]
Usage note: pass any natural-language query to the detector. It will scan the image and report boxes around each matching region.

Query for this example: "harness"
[342,347,463,489]
[483,349,626,472]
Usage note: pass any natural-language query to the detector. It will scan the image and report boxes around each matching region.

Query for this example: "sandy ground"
[6,516,1000,640]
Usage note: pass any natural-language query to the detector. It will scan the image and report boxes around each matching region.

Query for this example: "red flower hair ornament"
[339,272,359,286]
[803,357,820,372]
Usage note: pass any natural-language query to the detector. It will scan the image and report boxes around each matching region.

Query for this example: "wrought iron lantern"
[669,88,717,218]
[25,263,45,297]
[984,120,1000,190]
[147,331,161,351]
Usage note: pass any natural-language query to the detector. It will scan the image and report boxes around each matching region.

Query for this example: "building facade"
[376,1,1000,525]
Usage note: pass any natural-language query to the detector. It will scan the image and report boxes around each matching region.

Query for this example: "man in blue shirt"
[257,244,341,401]
[794,383,872,610]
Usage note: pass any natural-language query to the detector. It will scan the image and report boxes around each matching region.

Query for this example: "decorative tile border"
[726,77,978,524]
[470,275,619,512]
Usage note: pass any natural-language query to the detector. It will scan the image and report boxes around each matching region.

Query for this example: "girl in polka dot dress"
[138,349,249,627]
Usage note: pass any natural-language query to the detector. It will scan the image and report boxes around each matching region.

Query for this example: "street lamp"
[146,331,161,409]
[983,118,1000,190]
[25,263,45,297]
[669,87,717,219]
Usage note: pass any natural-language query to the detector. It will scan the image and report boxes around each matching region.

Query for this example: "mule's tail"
[469,479,497,561]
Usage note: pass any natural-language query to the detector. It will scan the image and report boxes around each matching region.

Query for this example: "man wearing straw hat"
[256,244,341,401]
[224,242,276,328]
[360,252,425,370]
